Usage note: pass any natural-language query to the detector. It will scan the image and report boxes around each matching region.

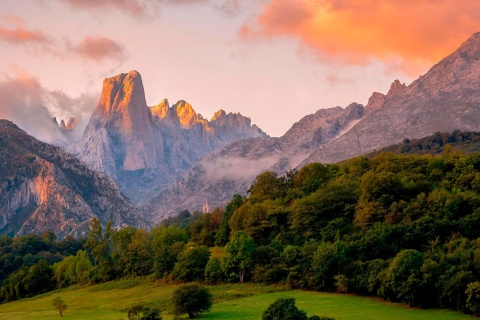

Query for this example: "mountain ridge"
[0,119,147,237]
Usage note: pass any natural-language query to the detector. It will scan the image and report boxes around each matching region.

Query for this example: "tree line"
[3,147,480,316]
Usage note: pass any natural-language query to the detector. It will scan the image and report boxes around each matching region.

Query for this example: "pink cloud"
[242,0,480,76]
[73,35,127,63]
[58,0,150,18]
[0,25,48,44]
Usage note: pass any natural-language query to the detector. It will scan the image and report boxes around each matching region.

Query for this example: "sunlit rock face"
[70,71,160,177]
[0,120,147,237]
[70,70,266,204]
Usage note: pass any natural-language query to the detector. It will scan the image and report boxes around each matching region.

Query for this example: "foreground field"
[0,279,474,319]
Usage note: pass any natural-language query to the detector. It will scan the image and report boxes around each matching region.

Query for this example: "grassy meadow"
[0,279,474,320]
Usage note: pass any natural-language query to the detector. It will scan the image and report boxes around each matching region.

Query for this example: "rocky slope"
[69,71,266,204]
[144,31,480,221]
[304,32,480,165]
[143,103,366,221]
[0,120,147,237]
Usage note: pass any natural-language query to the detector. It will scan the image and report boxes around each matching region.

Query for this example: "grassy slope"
[0,280,474,320]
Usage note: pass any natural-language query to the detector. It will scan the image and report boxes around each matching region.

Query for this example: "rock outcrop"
[0,120,147,237]
[69,70,267,204]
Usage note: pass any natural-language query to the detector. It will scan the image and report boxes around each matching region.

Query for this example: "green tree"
[84,218,115,281]
[204,256,223,284]
[215,194,244,246]
[224,231,256,282]
[23,259,54,296]
[172,283,212,318]
[151,225,188,278]
[380,249,425,306]
[262,298,307,320]
[248,171,280,203]
[173,244,211,282]
[466,281,480,316]
[52,297,67,317]
[125,229,153,276]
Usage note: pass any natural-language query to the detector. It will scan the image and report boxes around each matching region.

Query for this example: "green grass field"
[0,279,474,319]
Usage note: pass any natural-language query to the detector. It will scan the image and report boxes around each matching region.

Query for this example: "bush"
[262,298,328,320]
[127,304,162,320]
[171,283,212,318]
[262,298,308,320]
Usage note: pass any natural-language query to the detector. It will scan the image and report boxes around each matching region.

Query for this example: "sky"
[1,0,480,139]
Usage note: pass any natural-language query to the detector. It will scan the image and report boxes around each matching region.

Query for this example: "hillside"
[0,120,146,237]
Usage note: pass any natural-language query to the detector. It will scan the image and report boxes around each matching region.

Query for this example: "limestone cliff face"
[70,71,160,177]
[70,71,267,204]
[143,103,366,221]
[304,32,480,165]
[0,120,147,237]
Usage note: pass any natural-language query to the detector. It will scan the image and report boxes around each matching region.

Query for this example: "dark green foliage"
[466,281,480,315]
[262,298,325,320]
[262,298,307,320]
[215,194,244,246]
[173,244,211,282]
[171,283,212,318]
[152,225,188,278]
[204,257,223,284]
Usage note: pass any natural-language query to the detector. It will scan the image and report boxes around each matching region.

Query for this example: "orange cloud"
[242,0,480,75]
[0,26,48,44]
[73,35,127,63]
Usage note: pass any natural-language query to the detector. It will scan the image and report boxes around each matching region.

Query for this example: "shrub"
[171,283,212,318]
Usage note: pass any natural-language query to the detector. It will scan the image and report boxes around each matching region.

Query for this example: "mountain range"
[3,32,480,234]
[68,71,266,204]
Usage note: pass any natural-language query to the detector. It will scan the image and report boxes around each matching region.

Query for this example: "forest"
[3,131,480,316]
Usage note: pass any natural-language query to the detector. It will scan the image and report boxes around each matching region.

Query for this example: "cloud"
[56,0,155,18]
[0,66,96,146]
[0,16,50,45]
[241,0,480,75]
[52,0,209,19]
[218,0,241,16]
[72,35,127,64]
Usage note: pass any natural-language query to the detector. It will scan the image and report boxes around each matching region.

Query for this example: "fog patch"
[0,69,96,146]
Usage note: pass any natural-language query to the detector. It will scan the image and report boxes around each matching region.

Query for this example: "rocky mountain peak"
[365,92,386,114]
[386,79,407,99]
[211,110,227,121]
[150,99,170,121]
[70,70,159,176]
[173,100,207,128]
[98,70,146,117]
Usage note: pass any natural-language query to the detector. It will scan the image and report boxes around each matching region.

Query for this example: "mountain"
[144,31,480,221]
[303,32,480,165]
[0,120,146,237]
[69,71,266,204]
[143,103,365,221]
